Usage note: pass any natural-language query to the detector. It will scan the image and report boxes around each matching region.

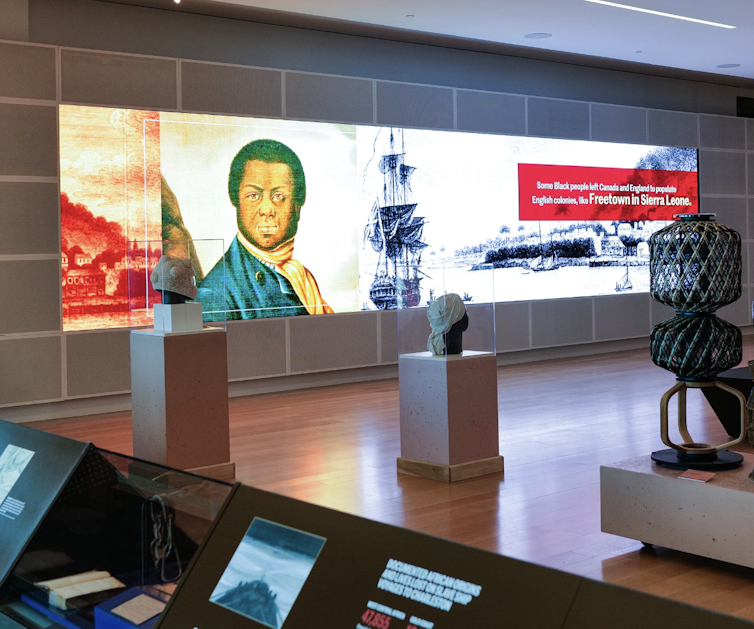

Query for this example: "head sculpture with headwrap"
[150,255,198,302]
[427,293,468,355]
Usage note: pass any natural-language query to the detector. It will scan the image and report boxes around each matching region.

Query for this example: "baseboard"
[0,394,131,424]
[4,329,753,424]
[227,364,399,398]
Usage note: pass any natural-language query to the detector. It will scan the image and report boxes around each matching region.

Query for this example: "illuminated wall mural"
[59,105,699,331]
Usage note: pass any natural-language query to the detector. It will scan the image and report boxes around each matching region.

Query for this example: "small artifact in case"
[35,571,125,611]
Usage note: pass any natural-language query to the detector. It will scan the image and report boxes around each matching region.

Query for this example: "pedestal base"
[651,448,743,471]
[397,455,504,483]
[186,461,236,482]
[130,328,231,472]
[601,454,754,569]
[153,303,203,333]
[399,351,501,468]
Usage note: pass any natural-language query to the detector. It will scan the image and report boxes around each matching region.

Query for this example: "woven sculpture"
[649,214,745,470]
[650,216,741,312]
[651,314,741,380]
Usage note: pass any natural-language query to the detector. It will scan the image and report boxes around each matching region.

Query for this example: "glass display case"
[396,263,496,357]
[0,444,233,629]
[127,239,226,330]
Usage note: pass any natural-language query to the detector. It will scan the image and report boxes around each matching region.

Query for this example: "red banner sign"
[518,164,699,221]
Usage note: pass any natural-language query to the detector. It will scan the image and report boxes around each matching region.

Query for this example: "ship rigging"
[364,129,428,309]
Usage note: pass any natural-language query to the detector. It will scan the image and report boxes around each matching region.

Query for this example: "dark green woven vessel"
[650,314,741,380]
[649,214,741,313]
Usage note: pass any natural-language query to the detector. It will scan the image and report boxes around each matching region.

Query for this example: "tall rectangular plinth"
[398,351,503,482]
[130,328,234,481]
[601,454,754,568]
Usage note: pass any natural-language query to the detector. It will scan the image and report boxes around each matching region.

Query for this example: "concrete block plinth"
[398,350,503,482]
[130,328,234,481]
[601,454,754,568]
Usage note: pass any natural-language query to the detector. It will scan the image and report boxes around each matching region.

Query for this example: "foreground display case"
[0,420,232,629]
[154,483,754,629]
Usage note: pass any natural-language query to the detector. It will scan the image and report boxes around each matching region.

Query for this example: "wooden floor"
[28,339,754,622]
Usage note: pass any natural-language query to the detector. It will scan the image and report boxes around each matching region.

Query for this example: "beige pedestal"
[398,351,503,482]
[130,328,234,481]
[601,454,754,568]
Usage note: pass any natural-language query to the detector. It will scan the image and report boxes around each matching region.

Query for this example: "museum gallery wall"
[0,0,752,412]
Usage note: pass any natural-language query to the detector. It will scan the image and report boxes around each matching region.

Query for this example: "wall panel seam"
[287,361,385,376]
[60,333,67,398]
[63,390,132,400]
[176,59,182,111]
[58,99,180,111]
[0,38,55,49]
[527,301,532,347]
[697,113,702,149]
[0,254,60,261]
[285,317,291,373]
[373,78,454,94]
[588,103,592,140]
[0,176,59,183]
[699,148,748,154]
[55,45,62,102]
[59,45,181,63]
[452,88,457,131]
[181,57,285,73]
[0,97,56,106]
[0,332,63,340]
[228,374,287,383]
[0,397,66,409]
[376,312,382,364]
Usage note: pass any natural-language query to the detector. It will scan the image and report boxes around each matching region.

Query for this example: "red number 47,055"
[361,609,391,629]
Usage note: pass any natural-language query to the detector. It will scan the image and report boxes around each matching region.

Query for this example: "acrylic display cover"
[0,427,233,629]
[126,239,226,330]
[397,263,496,356]
[0,421,89,590]
[59,105,699,331]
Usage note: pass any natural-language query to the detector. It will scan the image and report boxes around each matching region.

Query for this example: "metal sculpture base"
[659,379,746,457]
[651,448,743,471]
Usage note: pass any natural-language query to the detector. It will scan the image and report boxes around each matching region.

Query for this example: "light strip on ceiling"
[583,0,735,29]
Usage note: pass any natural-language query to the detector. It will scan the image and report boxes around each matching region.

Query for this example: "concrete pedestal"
[398,350,503,482]
[130,328,234,481]
[601,454,754,568]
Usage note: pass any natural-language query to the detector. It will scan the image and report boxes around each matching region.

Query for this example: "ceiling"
[125,0,754,83]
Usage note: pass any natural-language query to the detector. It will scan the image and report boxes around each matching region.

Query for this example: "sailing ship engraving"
[530,222,560,272]
[615,251,633,292]
[364,129,428,309]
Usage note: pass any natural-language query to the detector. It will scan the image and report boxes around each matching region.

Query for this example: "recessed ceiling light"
[635,50,642,53]
[406,14,415,18]
[524,33,552,39]
[717,63,741,68]
[174,0,180,3]
[583,0,735,29]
